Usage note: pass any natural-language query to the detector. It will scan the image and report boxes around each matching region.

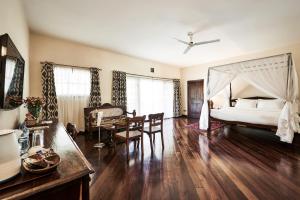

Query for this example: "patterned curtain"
[89,67,101,107]
[173,79,181,117]
[41,63,58,120]
[112,70,127,107]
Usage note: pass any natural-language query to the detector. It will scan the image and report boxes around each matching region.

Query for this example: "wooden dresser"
[0,123,94,200]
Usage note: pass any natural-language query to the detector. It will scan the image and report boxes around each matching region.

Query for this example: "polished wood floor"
[75,118,300,200]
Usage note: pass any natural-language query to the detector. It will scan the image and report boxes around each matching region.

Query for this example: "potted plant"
[23,97,44,126]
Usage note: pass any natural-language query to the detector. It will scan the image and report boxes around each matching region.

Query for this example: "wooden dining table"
[100,119,149,148]
[99,120,127,147]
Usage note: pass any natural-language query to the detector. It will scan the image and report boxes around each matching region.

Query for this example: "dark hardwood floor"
[75,118,300,200]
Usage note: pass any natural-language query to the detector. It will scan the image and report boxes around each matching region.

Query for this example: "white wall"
[0,0,29,129]
[29,33,181,104]
[180,43,300,115]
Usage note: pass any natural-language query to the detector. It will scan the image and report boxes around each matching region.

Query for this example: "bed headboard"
[230,96,276,107]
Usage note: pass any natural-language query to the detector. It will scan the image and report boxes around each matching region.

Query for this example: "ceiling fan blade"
[183,46,192,54]
[194,39,220,46]
[173,38,189,45]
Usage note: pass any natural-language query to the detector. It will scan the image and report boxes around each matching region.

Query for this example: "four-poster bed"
[200,53,300,143]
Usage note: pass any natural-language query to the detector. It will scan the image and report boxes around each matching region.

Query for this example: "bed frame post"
[229,83,232,107]
[207,100,212,134]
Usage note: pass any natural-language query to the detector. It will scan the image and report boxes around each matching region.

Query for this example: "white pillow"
[235,99,257,109]
[257,99,284,111]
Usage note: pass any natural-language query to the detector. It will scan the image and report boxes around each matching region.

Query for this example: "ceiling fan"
[175,32,220,54]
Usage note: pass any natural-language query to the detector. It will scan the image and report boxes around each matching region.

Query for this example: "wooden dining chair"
[66,122,79,139]
[115,116,146,161]
[144,113,164,152]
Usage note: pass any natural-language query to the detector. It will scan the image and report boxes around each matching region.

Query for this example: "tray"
[22,152,61,174]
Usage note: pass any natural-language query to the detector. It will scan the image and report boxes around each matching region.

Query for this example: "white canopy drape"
[199,54,299,143]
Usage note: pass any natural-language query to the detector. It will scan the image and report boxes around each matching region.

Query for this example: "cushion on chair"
[90,112,126,128]
[89,108,124,126]
[116,130,142,138]
[90,108,123,118]
[143,126,162,133]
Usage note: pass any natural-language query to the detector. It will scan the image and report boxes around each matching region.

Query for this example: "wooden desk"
[0,123,94,200]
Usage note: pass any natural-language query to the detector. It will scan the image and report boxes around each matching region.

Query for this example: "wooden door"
[188,80,204,119]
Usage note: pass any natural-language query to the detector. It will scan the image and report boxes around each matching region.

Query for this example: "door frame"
[187,79,204,118]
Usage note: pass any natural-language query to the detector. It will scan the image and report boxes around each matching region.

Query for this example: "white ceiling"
[23,0,300,67]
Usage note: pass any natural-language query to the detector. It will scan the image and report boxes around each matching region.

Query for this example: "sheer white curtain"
[127,76,174,118]
[222,85,231,108]
[54,66,91,131]
[238,56,288,99]
[199,70,235,130]
[207,69,236,98]
[237,55,298,142]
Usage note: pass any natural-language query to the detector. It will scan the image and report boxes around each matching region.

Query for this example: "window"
[54,66,91,130]
[54,66,90,96]
[127,76,174,118]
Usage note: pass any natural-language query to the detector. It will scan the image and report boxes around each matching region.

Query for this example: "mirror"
[0,33,25,110]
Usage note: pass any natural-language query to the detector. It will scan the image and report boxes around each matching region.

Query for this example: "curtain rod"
[210,52,292,70]
[126,73,175,81]
[40,61,102,71]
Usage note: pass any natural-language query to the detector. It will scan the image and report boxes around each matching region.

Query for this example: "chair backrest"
[148,113,164,128]
[66,123,78,139]
[125,115,146,133]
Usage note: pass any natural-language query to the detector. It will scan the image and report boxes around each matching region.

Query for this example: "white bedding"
[210,107,280,126]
